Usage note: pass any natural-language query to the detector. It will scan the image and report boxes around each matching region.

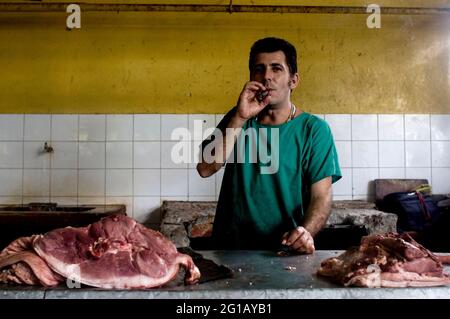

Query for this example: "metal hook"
[44,142,54,153]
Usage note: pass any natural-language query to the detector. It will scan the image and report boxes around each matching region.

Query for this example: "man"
[197,37,341,254]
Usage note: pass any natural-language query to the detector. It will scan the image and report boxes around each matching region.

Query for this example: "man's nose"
[263,68,273,82]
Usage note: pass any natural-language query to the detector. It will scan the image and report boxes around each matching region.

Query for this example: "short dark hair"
[249,37,298,75]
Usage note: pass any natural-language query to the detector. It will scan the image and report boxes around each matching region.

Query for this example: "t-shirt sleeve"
[305,118,342,184]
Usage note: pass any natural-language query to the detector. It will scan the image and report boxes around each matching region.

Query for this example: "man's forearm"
[302,192,332,237]
[197,111,246,178]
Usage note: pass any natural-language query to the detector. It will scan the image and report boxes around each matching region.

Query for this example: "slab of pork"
[317,233,450,288]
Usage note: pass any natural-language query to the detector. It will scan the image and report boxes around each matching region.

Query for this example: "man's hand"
[235,81,270,121]
[281,226,315,254]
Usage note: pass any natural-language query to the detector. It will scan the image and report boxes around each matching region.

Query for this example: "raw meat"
[1,215,200,289]
[0,235,64,286]
[317,232,450,287]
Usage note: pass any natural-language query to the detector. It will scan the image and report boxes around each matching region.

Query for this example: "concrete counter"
[1,250,450,299]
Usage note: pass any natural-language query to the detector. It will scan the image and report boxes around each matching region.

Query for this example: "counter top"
[1,250,450,299]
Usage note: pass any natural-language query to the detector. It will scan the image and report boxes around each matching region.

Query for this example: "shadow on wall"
[142,207,162,231]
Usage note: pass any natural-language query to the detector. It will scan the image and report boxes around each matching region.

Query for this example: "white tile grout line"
[48,115,52,203]
[403,114,406,178]
[376,114,380,193]
[21,114,25,205]
[159,114,162,218]
[103,115,107,206]
[131,115,135,218]
[76,115,80,206]
[349,115,353,200]
[429,114,433,186]
[186,115,190,201]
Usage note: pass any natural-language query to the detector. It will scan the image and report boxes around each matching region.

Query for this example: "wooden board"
[374,179,428,205]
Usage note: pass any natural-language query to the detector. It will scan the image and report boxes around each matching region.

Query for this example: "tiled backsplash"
[0,114,449,227]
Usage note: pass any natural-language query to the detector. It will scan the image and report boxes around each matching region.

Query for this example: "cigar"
[256,90,269,102]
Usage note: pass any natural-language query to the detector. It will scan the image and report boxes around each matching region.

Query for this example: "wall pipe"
[0,2,449,15]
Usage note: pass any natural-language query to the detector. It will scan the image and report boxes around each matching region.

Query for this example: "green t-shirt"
[210,110,342,249]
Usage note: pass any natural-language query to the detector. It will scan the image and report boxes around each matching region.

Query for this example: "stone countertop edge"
[1,250,450,299]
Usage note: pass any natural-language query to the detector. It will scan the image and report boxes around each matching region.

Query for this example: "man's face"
[250,51,299,106]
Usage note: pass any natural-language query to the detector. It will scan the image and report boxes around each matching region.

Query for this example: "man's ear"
[289,73,300,89]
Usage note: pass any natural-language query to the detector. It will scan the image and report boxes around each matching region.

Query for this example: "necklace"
[255,103,296,124]
[287,103,297,123]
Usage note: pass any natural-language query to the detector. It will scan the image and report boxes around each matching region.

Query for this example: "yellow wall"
[0,1,449,114]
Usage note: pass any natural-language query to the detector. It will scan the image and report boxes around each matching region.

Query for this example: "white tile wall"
[134,169,160,196]
[405,141,431,167]
[405,115,430,140]
[352,168,379,196]
[0,169,22,196]
[79,115,106,141]
[0,113,449,227]
[106,115,133,141]
[133,196,161,223]
[106,142,132,168]
[379,141,405,168]
[51,142,78,169]
[24,142,50,169]
[106,169,133,196]
[78,170,105,197]
[161,115,188,141]
[432,142,450,167]
[325,114,351,140]
[134,114,160,141]
[161,169,188,196]
[79,142,105,169]
[23,169,50,197]
[332,168,352,196]
[106,196,133,218]
[352,141,378,167]
[379,168,406,179]
[431,115,450,140]
[406,167,432,183]
[24,115,51,141]
[352,115,378,140]
[51,115,78,141]
[78,197,105,205]
[431,168,450,194]
[134,142,160,169]
[188,168,215,197]
[334,141,351,168]
[0,142,23,168]
[0,115,23,141]
[378,115,404,140]
[51,170,77,197]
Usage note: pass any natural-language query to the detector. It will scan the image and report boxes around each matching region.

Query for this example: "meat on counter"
[0,215,200,289]
[317,232,450,288]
